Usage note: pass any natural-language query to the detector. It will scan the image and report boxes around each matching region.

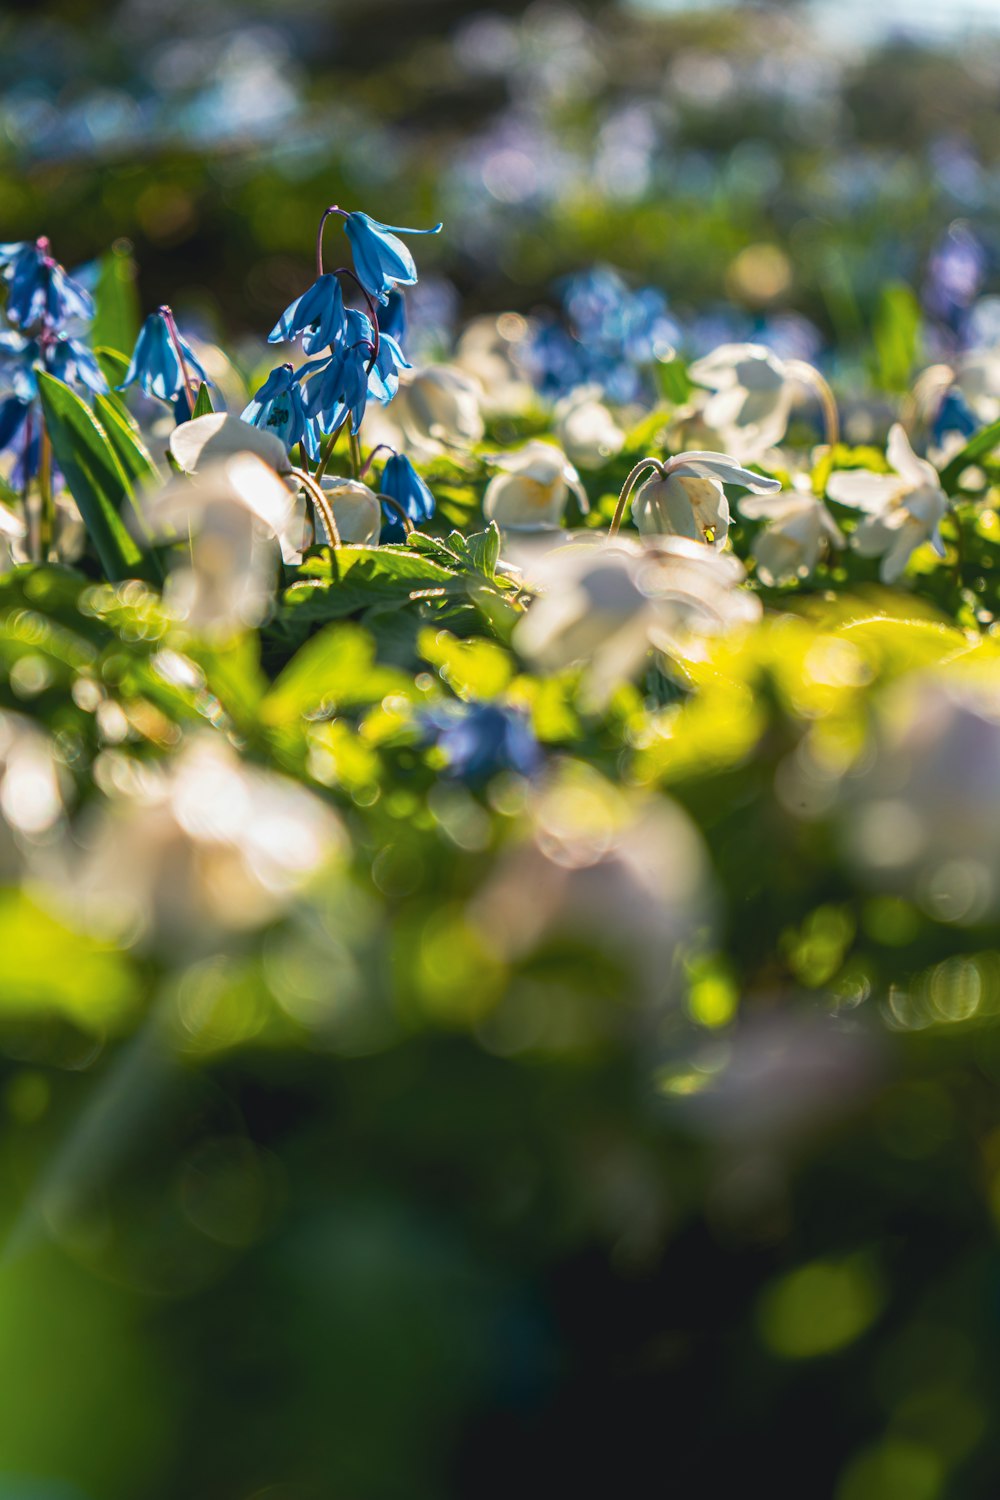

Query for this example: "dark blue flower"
[379,453,434,540]
[1,238,94,334]
[118,311,207,404]
[380,289,408,344]
[343,213,442,305]
[0,396,39,484]
[47,336,108,396]
[933,387,979,447]
[241,363,321,460]
[301,343,370,434]
[268,273,347,355]
[423,701,542,784]
[369,332,410,405]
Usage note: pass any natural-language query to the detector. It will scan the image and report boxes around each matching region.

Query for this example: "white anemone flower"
[392,364,484,457]
[483,441,589,531]
[689,343,838,460]
[144,454,307,636]
[738,480,844,585]
[70,735,345,951]
[513,532,760,705]
[454,313,535,416]
[627,450,781,549]
[317,478,381,546]
[554,386,625,470]
[826,424,948,584]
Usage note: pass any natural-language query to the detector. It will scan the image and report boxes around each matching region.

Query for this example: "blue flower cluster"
[422,701,541,785]
[242,211,440,459]
[118,307,208,418]
[526,266,680,404]
[0,238,106,484]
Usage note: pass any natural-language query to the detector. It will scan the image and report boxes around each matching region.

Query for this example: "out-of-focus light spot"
[5,1070,51,1124]
[835,1439,944,1500]
[759,1255,882,1359]
[726,243,793,306]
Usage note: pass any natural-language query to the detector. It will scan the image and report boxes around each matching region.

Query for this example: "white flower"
[317,478,381,546]
[70,735,345,950]
[454,313,535,416]
[483,441,589,531]
[513,532,760,705]
[839,675,1000,924]
[688,343,796,458]
[144,454,306,636]
[738,482,844,585]
[392,365,484,457]
[631,450,780,549]
[826,424,948,584]
[0,498,27,572]
[553,386,625,470]
[953,348,1000,425]
[0,713,64,881]
[167,412,292,476]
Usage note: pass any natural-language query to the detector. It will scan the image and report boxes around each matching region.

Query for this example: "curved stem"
[609,458,665,537]
[786,360,840,449]
[316,206,351,278]
[314,420,347,482]
[291,466,342,549]
[159,305,199,416]
[38,427,54,561]
[360,443,396,480]
[377,493,414,535]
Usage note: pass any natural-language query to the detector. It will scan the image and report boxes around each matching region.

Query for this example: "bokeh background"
[6,3,1000,1499]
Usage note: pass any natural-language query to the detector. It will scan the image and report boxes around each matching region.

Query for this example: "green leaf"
[191,382,215,418]
[94,346,131,390]
[657,357,692,405]
[443,522,501,580]
[36,372,143,581]
[283,547,468,622]
[262,622,411,726]
[90,244,141,358]
[939,417,1000,494]
[93,394,158,487]
[872,282,922,394]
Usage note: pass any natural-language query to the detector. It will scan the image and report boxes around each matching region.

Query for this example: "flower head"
[391,365,484,456]
[554,385,625,470]
[343,213,442,305]
[242,364,321,461]
[301,342,370,434]
[483,441,588,531]
[268,273,347,355]
[632,451,780,548]
[738,483,844,585]
[826,424,948,584]
[423,701,541,784]
[1,238,93,334]
[379,453,434,541]
[317,478,382,545]
[118,310,207,404]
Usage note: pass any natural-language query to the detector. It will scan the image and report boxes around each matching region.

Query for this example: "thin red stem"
[159,305,199,414]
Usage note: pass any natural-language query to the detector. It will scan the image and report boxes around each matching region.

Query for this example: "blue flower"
[423,701,542,784]
[369,333,410,406]
[380,290,408,345]
[241,363,321,459]
[379,453,434,540]
[268,273,347,355]
[0,396,39,484]
[933,387,979,447]
[1,238,94,334]
[301,343,370,434]
[118,311,207,404]
[47,336,108,396]
[343,213,442,305]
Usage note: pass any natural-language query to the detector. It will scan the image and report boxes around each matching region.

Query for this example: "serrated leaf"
[36,372,143,581]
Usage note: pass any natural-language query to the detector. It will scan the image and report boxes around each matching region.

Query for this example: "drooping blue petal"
[379,453,434,541]
[118,312,207,404]
[268,273,347,354]
[302,344,370,435]
[3,240,94,333]
[380,290,407,345]
[421,701,542,784]
[344,213,442,305]
[242,363,321,460]
[47,336,108,396]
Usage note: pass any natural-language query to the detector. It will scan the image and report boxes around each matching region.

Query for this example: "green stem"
[38,426,54,561]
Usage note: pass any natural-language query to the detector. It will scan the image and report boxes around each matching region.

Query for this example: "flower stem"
[609,458,664,536]
[349,430,362,480]
[291,466,341,549]
[159,305,199,416]
[787,360,840,449]
[38,426,54,561]
[314,420,347,482]
[377,493,414,535]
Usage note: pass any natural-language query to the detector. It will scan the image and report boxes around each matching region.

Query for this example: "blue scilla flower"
[379,453,434,541]
[380,289,408,345]
[343,213,442,305]
[47,336,108,396]
[423,701,542,785]
[0,396,40,484]
[241,363,321,460]
[340,306,409,403]
[118,310,207,404]
[268,273,347,355]
[933,387,979,447]
[302,342,370,435]
[0,238,94,334]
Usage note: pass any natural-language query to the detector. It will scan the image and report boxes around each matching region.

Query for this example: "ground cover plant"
[6,170,1000,1500]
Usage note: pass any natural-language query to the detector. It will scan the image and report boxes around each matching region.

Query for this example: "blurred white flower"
[738,481,844,585]
[826,424,947,584]
[513,532,760,704]
[317,478,381,546]
[454,313,535,416]
[144,454,307,636]
[471,765,711,1004]
[167,412,291,476]
[0,713,64,880]
[689,343,838,460]
[0,498,27,571]
[630,450,780,548]
[71,735,345,950]
[483,441,588,531]
[952,348,1000,425]
[392,365,484,458]
[554,386,626,470]
[840,675,1000,924]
